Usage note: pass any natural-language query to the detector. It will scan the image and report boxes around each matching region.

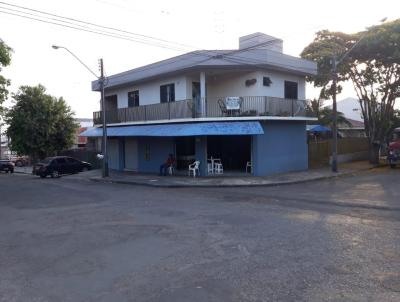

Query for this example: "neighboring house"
[324,97,366,138]
[339,118,366,138]
[337,97,363,122]
[325,97,364,122]
[81,32,318,176]
[73,118,94,149]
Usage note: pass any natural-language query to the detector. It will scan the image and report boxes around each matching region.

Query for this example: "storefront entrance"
[207,136,251,171]
[175,137,195,170]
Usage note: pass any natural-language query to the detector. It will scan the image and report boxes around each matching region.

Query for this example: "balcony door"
[284,81,298,99]
[192,82,201,116]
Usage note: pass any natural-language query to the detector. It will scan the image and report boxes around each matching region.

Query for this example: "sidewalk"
[90,161,386,188]
[14,166,33,174]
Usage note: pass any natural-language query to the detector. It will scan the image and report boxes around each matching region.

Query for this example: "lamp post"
[330,18,386,173]
[52,45,109,177]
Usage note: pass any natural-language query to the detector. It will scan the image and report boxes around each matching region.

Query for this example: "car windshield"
[40,158,53,164]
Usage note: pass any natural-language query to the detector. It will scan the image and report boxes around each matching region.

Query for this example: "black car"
[0,160,14,173]
[32,156,92,178]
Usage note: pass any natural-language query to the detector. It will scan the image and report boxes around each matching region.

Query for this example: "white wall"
[206,71,261,99]
[207,70,305,100]
[104,70,306,110]
[258,71,305,100]
[105,75,188,108]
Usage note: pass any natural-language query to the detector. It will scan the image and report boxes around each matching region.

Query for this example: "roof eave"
[92,63,317,91]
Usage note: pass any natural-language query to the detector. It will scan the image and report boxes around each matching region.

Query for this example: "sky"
[1,0,399,119]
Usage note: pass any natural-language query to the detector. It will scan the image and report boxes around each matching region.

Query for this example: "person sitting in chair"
[159,154,175,176]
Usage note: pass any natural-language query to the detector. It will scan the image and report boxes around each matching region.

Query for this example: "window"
[128,90,139,107]
[284,81,298,99]
[66,157,79,164]
[263,77,272,86]
[56,158,67,164]
[160,83,175,103]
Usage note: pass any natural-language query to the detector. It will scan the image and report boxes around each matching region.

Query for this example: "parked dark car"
[32,156,92,178]
[0,160,14,173]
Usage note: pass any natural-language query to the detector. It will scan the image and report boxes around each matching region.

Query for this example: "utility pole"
[99,58,109,177]
[331,57,338,173]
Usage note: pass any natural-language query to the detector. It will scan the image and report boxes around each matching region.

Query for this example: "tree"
[5,85,78,160]
[301,19,400,164]
[307,98,351,128]
[0,38,12,117]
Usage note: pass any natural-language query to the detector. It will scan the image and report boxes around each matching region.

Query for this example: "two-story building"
[81,32,317,176]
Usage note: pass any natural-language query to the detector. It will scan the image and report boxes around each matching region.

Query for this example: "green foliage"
[301,19,400,163]
[5,85,78,160]
[0,39,13,116]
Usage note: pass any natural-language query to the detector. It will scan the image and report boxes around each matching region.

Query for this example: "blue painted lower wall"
[137,137,175,173]
[107,120,308,176]
[252,121,308,176]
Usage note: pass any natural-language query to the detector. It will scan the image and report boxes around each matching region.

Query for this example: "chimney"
[239,32,283,53]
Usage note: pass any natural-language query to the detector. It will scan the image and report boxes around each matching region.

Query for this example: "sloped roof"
[92,48,317,91]
[339,118,365,129]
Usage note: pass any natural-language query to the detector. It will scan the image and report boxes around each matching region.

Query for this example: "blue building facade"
[83,120,308,177]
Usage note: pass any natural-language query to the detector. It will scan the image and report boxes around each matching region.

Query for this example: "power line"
[0,8,190,52]
[0,3,317,77]
[0,7,298,67]
[0,1,196,51]
[0,0,321,63]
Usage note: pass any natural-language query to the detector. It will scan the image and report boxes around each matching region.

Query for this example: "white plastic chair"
[246,161,252,173]
[188,161,200,177]
[213,159,223,174]
[168,165,174,175]
[207,158,214,175]
[214,163,223,174]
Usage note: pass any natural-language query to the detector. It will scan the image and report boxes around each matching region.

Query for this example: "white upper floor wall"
[104,69,306,109]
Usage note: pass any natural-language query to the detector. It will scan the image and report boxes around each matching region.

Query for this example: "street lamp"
[52,45,109,177]
[330,18,386,173]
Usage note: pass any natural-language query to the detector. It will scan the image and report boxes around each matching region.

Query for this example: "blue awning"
[306,124,331,132]
[80,121,264,137]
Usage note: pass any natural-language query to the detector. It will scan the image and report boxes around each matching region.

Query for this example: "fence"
[308,138,369,168]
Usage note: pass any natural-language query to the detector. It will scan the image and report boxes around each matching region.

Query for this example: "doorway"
[124,138,138,171]
[192,82,201,116]
[207,136,251,171]
[175,137,195,170]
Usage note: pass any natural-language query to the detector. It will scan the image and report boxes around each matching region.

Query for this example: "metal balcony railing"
[93,96,312,125]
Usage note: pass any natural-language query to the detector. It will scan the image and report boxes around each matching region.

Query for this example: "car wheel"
[15,160,23,167]
[40,174,46,178]
[82,167,89,172]
[51,170,60,178]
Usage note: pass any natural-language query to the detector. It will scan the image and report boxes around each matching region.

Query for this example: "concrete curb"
[89,164,387,188]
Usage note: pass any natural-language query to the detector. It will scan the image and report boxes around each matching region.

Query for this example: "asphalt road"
[1,168,400,302]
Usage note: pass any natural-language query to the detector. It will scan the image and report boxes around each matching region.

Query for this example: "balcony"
[93,96,313,125]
